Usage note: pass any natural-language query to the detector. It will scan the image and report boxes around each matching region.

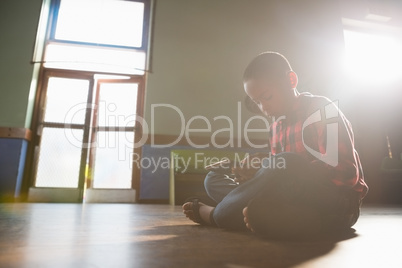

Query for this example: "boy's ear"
[287,71,298,89]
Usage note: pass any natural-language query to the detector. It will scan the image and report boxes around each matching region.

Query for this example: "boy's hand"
[232,153,269,183]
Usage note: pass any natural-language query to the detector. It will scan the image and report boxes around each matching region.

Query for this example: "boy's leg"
[211,152,358,235]
[204,171,238,203]
[212,152,314,231]
[183,171,238,225]
[244,196,323,239]
[320,192,361,232]
[245,188,361,239]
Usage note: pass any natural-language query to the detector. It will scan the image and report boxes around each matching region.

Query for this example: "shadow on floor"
[131,224,357,268]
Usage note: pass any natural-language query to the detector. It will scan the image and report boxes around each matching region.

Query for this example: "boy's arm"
[309,101,360,189]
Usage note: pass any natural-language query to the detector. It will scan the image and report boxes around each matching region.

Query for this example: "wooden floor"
[0,203,401,268]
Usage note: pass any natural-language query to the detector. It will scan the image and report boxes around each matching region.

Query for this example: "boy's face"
[244,78,292,117]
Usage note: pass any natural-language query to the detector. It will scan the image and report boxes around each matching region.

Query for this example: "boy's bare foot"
[243,207,255,232]
[182,201,215,225]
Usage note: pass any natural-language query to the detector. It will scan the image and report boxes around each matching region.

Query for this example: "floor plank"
[0,204,401,268]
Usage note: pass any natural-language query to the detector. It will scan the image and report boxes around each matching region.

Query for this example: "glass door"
[85,79,141,202]
[30,71,93,202]
[29,71,144,203]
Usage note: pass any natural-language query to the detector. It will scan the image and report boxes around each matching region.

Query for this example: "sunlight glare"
[343,30,402,85]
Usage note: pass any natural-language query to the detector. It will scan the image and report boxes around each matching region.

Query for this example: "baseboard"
[85,189,136,203]
[28,187,81,203]
[138,199,169,204]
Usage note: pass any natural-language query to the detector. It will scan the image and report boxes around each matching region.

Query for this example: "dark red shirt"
[269,92,368,199]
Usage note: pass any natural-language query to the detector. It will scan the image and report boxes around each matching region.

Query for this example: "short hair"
[243,52,293,82]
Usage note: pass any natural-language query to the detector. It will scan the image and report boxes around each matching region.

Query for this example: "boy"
[183,52,368,239]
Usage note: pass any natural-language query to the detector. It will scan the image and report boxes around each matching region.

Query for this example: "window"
[54,0,146,48]
[44,0,151,74]
[343,29,402,85]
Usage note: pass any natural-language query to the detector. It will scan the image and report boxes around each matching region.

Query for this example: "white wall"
[144,0,345,142]
[0,0,42,128]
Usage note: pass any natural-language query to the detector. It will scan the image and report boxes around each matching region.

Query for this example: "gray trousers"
[204,153,360,237]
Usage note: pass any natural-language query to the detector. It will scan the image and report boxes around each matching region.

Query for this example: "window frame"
[47,0,151,52]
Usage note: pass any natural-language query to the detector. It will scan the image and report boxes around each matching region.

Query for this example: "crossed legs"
[183,153,359,238]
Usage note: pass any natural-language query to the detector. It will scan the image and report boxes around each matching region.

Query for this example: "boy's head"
[243,52,298,117]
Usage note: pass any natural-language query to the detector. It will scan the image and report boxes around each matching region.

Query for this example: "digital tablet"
[205,159,239,174]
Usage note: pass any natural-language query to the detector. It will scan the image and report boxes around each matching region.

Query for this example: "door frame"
[27,68,145,202]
